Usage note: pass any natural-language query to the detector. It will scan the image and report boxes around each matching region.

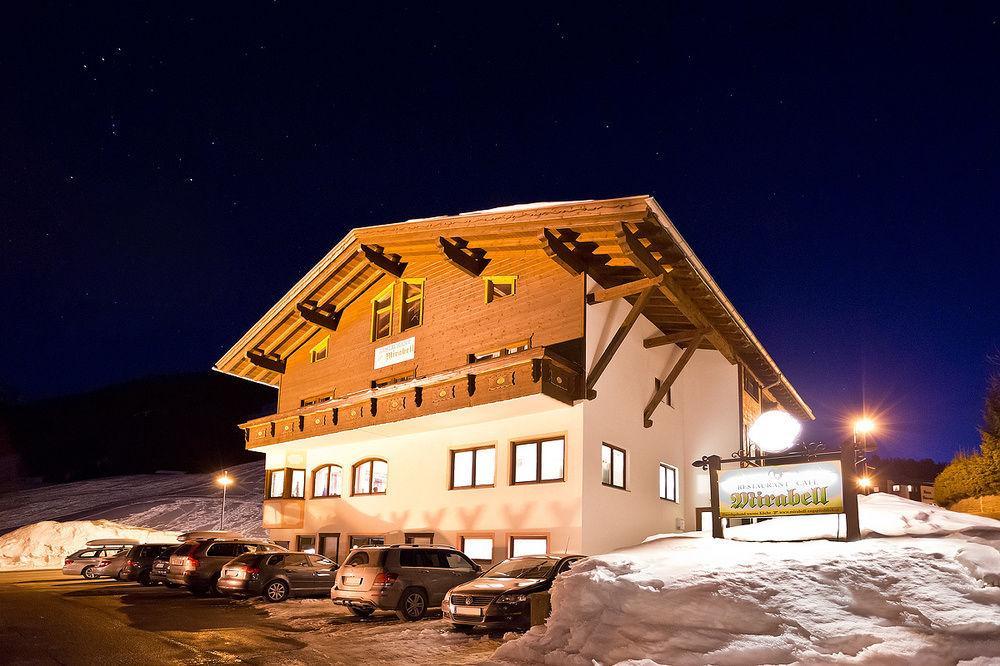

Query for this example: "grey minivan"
[330,545,481,621]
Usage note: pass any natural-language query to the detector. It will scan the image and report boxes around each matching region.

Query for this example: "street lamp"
[853,417,876,494]
[216,471,234,530]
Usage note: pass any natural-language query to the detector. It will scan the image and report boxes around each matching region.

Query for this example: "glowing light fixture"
[858,476,872,488]
[748,410,802,453]
[854,417,876,435]
[216,473,234,487]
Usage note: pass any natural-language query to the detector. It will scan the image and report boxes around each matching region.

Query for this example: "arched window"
[313,464,343,498]
[353,458,388,495]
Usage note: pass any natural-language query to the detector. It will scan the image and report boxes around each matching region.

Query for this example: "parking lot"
[0,570,506,665]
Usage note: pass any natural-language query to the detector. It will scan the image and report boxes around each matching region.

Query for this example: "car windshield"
[483,557,556,580]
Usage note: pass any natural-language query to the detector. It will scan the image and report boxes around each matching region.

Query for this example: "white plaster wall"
[581,276,739,551]
[264,394,584,564]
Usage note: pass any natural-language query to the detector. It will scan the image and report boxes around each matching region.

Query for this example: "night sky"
[2,4,997,462]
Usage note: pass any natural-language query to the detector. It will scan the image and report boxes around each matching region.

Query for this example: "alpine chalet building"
[214,196,813,563]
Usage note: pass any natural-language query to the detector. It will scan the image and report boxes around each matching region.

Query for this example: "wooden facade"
[217,196,813,448]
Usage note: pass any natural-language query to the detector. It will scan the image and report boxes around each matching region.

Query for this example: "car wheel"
[396,588,428,621]
[264,580,289,603]
[138,572,153,586]
[349,607,374,618]
[82,566,98,580]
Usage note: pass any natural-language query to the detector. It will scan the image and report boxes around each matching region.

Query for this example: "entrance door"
[319,533,340,563]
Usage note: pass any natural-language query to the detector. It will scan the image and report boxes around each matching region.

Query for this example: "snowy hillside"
[495,494,1000,665]
[0,461,266,570]
[0,461,264,537]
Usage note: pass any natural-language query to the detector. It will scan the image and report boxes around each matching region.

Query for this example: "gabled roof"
[214,195,813,421]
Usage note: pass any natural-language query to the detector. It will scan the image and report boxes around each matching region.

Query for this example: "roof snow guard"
[214,196,813,421]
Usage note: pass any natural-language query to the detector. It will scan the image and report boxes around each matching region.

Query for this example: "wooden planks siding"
[275,248,584,413]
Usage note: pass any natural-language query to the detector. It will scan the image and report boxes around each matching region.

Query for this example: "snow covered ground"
[494,494,1000,665]
[0,461,266,570]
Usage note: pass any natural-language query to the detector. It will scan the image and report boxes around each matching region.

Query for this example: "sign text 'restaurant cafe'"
[718,460,844,519]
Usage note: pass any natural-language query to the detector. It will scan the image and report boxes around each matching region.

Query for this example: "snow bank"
[495,496,1000,665]
[0,520,179,571]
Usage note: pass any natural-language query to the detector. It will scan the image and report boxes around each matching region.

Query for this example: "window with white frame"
[659,463,678,502]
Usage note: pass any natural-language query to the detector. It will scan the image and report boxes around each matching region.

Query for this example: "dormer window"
[400,279,425,331]
[309,336,329,363]
[371,284,394,342]
[484,276,516,303]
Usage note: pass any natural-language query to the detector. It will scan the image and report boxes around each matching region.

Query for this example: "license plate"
[453,606,482,618]
[343,576,362,586]
[225,569,241,578]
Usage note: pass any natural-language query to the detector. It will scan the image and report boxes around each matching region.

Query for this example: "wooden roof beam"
[644,332,704,427]
[586,274,668,305]
[360,244,406,277]
[296,301,342,331]
[247,349,286,374]
[616,224,736,364]
[540,228,611,278]
[643,328,710,349]
[585,285,657,399]
[438,236,490,277]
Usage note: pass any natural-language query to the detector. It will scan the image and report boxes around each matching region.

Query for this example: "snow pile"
[494,496,1000,665]
[0,520,179,571]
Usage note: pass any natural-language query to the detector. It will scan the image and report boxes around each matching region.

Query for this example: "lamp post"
[853,418,876,495]
[216,471,234,530]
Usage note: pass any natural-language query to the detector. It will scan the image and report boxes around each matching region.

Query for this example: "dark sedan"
[119,544,178,585]
[217,551,338,602]
[443,554,581,630]
[150,546,181,587]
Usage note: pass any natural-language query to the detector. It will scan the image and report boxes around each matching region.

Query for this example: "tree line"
[934,371,1000,506]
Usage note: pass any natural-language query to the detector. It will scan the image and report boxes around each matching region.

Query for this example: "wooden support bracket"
[643,328,709,349]
[247,349,286,374]
[586,274,668,305]
[585,285,656,399]
[643,333,704,427]
[359,244,406,277]
[296,301,342,331]
[438,236,490,277]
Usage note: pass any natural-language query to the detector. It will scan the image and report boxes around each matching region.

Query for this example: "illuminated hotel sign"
[718,460,844,519]
[374,337,415,370]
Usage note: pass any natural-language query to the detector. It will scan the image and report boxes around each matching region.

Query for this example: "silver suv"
[331,545,481,621]
[167,538,286,595]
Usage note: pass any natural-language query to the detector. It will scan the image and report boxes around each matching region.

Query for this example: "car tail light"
[184,556,200,571]
[126,560,137,568]
[372,572,398,588]
[65,558,74,565]
[245,565,260,576]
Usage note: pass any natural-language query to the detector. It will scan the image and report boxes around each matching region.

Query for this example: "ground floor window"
[511,437,565,484]
[405,533,434,545]
[296,535,316,553]
[350,535,385,549]
[461,536,494,563]
[510,536,548,557]
[659,463,678,502]
[319,533,340,561]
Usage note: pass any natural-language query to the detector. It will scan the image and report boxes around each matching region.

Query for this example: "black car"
[217,551,338,602]
[150,545,182,587]
[119,544,178,585]
[442,554,581,630]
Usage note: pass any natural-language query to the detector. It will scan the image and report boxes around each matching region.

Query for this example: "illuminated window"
[510,536,547,557]
[451,446,496,488]
[400,279,424,331]
[659,463,678,502]
[892,484,900,492]
[313,464,343,497]
[461,536,494,563]
[290,469,306,498]
[301,392,334,407]
[371,284,394,341]
[601,443,626,489]
[309,336,329,363]
[469,340,530,364]
[353,459,388,495]
[512,437,564,484]
[484,276,516,303]
[267,470,285,499]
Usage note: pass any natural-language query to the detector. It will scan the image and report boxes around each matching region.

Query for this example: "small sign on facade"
[374,337,415,370]
[718,460,844,519]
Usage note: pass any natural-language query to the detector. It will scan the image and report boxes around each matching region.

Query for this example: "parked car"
[443,554,582,631]
[167,537,286,595]
[61,539,140,579]
[331,544,481,621]
[93,550,133,580]
[217,551,337,602]
[118,544,177,585]
[150,546,182,587]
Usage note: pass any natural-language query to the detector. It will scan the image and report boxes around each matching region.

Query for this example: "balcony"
[240,348,581,449]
